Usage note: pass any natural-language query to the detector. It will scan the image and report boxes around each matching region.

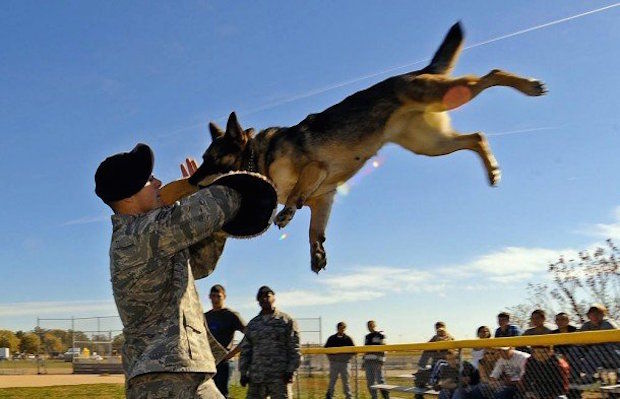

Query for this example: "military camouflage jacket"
[110,186,240,381]
[239,309,301,383]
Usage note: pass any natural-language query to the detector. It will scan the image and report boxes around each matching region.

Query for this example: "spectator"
[552,313,578,334]
[324,322,355,399]
[580,304,618,331]
[520,346,569,399]
[431,349,480,399]
[239,286,301,399]
[471,326,492,369]
[550,312,579,378]
[495,313,522,338]
[470,349,501,399]
[204,284,246,399]
[489,347,530,399]
[418,322,455,368]
[579,304,619,374]
[363,320,389,399]
[522,310,552,336]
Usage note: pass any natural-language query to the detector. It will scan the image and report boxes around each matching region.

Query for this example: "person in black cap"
[95,143,276,399]
[204,284,246,399]
[239,286,301,399]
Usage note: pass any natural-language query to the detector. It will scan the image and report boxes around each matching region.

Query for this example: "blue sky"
[1,1,619,343]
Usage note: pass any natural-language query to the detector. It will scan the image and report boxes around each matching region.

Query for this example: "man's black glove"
[240,375,249,387]
[282,371,294,383]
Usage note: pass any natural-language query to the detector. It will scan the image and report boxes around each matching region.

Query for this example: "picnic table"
[370,383,440,397]
[601,384,620,399]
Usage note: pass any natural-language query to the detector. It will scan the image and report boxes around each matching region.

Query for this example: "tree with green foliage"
[0,330,20,353]
[111,333,124,353]
[20,332,41,354]
[42,333,64,354]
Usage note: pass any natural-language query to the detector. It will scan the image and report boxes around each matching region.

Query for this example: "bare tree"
[508,239,619,326]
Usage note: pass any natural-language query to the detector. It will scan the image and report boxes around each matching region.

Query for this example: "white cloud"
[439,246,576,283]
[259,266,442,308]
[585,206,620,240]
[61,214,109,226]
[0,300,117,317]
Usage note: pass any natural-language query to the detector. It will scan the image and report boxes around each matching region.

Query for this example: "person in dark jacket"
[520,347,569,399]
[324,322,355,399]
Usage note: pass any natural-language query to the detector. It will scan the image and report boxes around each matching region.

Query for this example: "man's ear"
[225,112,247,146]
[209,122,225,142]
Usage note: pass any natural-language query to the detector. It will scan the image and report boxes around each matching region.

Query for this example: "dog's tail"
[424,22,464,75]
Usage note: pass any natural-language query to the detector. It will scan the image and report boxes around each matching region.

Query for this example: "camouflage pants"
[246,381,292,399]
[126,372,225,399]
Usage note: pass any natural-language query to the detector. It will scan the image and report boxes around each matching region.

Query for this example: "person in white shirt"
[490,347,530,399]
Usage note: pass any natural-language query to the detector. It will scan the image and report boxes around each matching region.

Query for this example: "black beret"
[256,285,274,300]
[95,143,154,203]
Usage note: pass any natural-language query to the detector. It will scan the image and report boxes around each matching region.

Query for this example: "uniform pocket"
[183,313,203,360]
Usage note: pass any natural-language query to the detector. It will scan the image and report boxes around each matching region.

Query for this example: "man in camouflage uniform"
[95,144,271,399]
[239,286,301,399]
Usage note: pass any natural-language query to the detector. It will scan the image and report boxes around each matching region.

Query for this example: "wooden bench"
[370,384,440,396]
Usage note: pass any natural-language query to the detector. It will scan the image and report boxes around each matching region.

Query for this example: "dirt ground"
[0,374,124,388]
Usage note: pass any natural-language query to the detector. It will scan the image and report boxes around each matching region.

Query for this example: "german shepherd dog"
[187,22,546,273]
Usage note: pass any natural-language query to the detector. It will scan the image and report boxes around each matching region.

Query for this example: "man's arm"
[222,312,247,361]
[239,327,252,377]
[188,231,228,279]
[286,318,301,374]
[144,186,240,258]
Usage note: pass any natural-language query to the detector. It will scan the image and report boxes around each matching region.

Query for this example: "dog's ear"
[209,122,225,142]
[225,112,247,146]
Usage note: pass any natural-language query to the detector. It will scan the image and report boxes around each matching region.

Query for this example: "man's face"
[437,328,447,338]
[337,324,346,335]
[367,321,376,333]
[131,176,163,213]
[258,292,275,310]
[498,317,509,328]
[555,315,569,329]
[210,291,225,308]
[531,313,545,328]
[587,310,603,325]
[478,327,491,338]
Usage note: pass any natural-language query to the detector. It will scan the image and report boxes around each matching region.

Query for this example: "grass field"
[0,377,391,399]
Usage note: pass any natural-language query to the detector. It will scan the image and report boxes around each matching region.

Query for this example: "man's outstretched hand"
[180,158,198,178]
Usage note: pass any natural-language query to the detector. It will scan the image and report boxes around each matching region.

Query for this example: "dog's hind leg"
[274,162,328,229]
[390,113,500,185]
[306,191,336,273]
[400,69,546,112]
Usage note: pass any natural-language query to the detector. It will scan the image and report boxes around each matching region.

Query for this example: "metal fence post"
[354,354,359,399]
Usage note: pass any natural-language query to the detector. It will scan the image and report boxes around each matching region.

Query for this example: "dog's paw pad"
[311,242,327,273]
[526,80,547,96]
[489,168,501,186]
[274,207,295,228]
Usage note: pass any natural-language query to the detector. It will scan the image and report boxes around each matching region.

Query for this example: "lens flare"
[279,233,288,241]
[335,156,385,200]
[336,183,351,196]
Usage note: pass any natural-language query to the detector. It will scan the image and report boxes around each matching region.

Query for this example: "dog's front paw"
[489,166,501,186]
[274,207,296,229]
[524,79,547,96]
[310,242,327,273]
